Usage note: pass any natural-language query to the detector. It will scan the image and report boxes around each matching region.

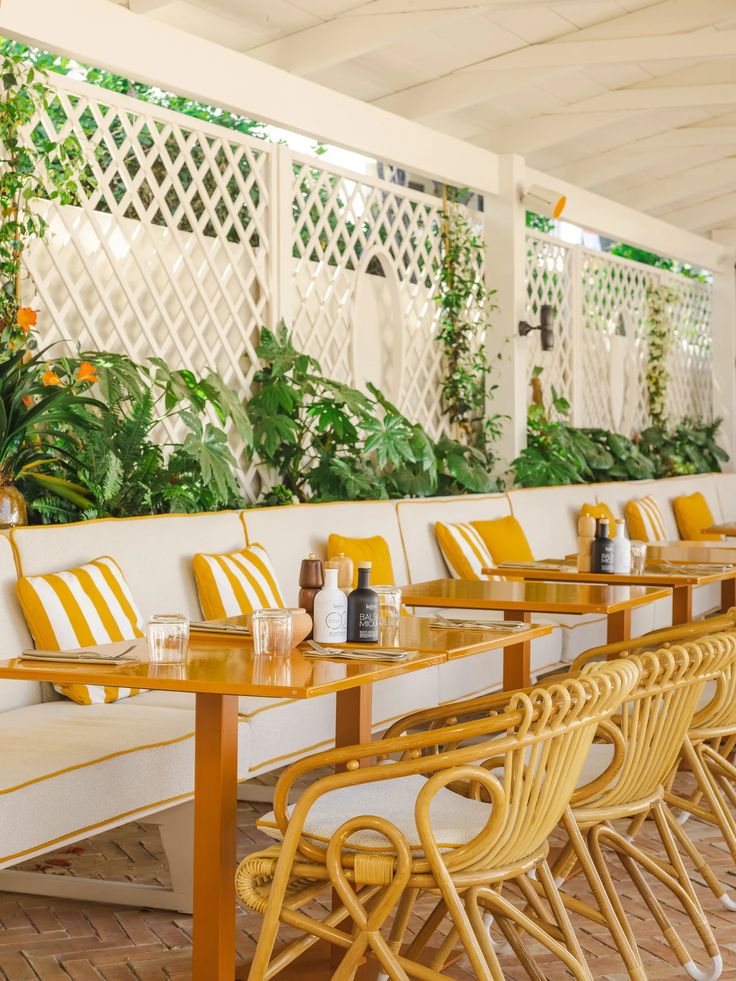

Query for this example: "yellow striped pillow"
[193,544,284,619]
[17,556,144,705]
[625,495,667,542]
[435,521,493,580]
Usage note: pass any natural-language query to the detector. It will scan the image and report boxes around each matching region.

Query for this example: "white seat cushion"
[0,700,250,867]
[258,772,492,852]
[577,742,614,788]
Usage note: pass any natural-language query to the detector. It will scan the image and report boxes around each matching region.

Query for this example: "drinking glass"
[252,608,293,657]
[373,585,401,631]
[630,541,647,576]
[146,614,189,664]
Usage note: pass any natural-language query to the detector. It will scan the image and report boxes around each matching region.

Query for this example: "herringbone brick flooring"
[2,777,736,979]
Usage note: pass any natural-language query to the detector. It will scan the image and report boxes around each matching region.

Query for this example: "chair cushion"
[16,556,144,705]
[435,522,492,580]
[192,544,284,618]
[471,516,534,564]
[0,700,250,867]
[257,773,492,852]
[625,495,667,542]
[327,534,395,587]
[673,492,721,542]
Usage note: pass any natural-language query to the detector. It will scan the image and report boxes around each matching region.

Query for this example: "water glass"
[146,614,189,664]
[373,585,402,631]
[252,608,293,657]
[630,541,647,576]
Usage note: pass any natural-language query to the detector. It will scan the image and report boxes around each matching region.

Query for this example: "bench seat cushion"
[0,701,250,867]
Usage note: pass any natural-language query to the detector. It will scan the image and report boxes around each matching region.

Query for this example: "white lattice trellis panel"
[525,233,575,412]
[23,74,274,500]
[289,155,485,441]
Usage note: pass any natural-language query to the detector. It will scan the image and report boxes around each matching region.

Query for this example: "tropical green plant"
[639,419,728,478]
[247,323,496,504]
[0,45,88,353]
[26,352,251,522]
[435,194,502,459]
[645,283,677,426]
[511,381,655,488]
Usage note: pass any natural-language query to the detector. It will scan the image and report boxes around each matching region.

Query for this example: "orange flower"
[75,361,99,385]
[42,369,62,387]
[17,307,38,333]
[22,395,33,409]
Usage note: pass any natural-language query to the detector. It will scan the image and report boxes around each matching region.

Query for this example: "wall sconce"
[518,304,554,351]
[522,184,566,220]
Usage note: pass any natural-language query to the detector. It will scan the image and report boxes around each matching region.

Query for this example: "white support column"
[484,154,528,471]
[570,245,584,427]
[269,144,295,329]
[709,254,736,471]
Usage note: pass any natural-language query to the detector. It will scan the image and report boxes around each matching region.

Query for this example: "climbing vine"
[435,191,501,453]
[645,283,677,426]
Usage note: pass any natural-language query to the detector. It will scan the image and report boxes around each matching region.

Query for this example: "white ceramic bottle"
[312,567,348,644]
[612,518,631,575]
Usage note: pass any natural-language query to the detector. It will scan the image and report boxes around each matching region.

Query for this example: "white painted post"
[709,258,736,472]
[484,154,528,473]
[269,144,294,329]
[570,244,584,427]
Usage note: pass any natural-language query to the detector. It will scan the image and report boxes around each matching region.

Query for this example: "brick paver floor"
[2,774,736,979]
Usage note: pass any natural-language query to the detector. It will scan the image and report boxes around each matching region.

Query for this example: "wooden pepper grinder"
[298,554,324,638]
[577,515,596,573]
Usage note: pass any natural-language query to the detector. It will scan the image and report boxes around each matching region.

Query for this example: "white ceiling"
[109,0,736,241]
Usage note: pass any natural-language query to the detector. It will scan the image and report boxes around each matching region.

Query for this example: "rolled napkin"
[304,641,416,662]
[430,615,529,631]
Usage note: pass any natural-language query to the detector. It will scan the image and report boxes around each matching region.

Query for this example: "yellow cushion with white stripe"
[435,521,492,580]
[16,556,144,705]
[193,543,284,619]
[624,495,667,542]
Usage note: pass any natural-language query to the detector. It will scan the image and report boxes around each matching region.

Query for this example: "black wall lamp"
[518,304,554,351]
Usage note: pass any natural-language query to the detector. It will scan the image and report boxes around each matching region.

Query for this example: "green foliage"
[26,353,249,522]
[512,380,726,488]
[0,45,88,347]
[645,283,677,426]
[639,419,729,478]
[608,242,709,283]
[246,323,496,504]
[434,195,503,475]
[525,211,556,233]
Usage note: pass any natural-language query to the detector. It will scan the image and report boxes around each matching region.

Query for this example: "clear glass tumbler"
[373,585,402,632]
[630,541,647,576]
[146,614,189,664]
[252,608,293,657]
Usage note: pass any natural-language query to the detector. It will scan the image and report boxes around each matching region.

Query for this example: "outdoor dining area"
[3,0,736,979]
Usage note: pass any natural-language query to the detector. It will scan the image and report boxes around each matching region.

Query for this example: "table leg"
[192,692,239,981]
[721,577,736,614]
[672,584,693,625]
[335,684,373,761]
[503,611,531,690]
[606,608,631,645]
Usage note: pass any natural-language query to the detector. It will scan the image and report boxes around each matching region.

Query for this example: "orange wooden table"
[401,579,670,687]
[0,618,550,981]
[482,561,736,626]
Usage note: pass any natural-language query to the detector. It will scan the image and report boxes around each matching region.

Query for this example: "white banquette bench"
[0,471,731,911]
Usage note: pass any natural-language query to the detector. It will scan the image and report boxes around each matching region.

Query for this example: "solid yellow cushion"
[673,492,721,542]
[471,516,534,564]
[435,522,493,580]
[579,502,616,529]
[17,556,144,705]
[193,544,284,619]
[327,534,395,588]
[625,495,667,542]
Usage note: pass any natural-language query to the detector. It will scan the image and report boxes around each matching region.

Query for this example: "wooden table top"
[401,578,670,614]
[481,561,735,587]
[0,618,551,700]
[645,543,736,566]
[705,524,736,537]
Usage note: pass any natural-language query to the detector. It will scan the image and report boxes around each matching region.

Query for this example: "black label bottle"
[347,561,379,643]
[591,518,615,574]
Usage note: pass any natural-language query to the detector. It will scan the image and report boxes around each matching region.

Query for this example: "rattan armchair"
[236,659,638,980]
[554,635,736,981]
